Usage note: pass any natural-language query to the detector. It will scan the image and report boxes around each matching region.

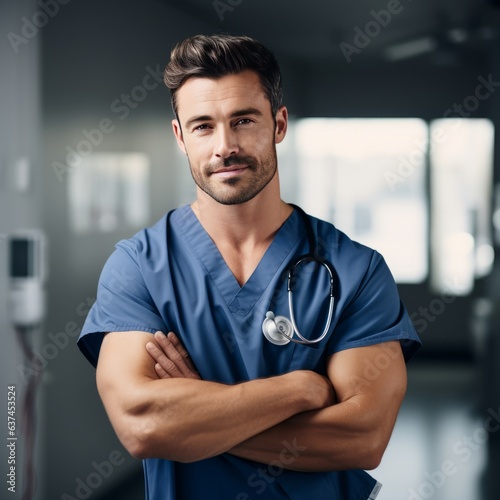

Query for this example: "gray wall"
[0,0,43,496]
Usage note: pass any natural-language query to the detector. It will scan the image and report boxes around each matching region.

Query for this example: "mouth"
[211,165,249,177]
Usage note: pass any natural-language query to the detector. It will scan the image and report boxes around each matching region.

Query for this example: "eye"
[194,124,211,131]
[234,118,253,126]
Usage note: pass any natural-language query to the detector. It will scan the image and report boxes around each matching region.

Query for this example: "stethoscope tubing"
[262,205,337,346]
[286,289,335,344]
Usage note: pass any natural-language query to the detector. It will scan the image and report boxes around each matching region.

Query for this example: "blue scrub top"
[78,205,421,500]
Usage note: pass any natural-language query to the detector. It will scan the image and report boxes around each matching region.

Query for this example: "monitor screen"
[10,238,34,278]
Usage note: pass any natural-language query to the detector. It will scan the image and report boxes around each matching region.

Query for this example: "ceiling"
[160,0,499,66]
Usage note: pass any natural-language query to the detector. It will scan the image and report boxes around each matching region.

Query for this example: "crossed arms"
[96,330,407,472]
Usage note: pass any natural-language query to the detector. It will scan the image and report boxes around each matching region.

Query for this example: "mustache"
[206,155,257,172]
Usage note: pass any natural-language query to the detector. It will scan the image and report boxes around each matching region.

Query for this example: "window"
[278,117,494,293]
[430,119,495,295]
[281,118,428,283]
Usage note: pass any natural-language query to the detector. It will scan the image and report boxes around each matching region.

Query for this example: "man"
[78,34,421,499]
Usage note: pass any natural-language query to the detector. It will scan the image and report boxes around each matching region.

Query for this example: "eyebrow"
[184,107,264,129]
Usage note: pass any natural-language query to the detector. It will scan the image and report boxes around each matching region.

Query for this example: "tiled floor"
[99,361,493,500]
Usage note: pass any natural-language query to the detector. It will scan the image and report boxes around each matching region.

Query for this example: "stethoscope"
[262,205,337,346]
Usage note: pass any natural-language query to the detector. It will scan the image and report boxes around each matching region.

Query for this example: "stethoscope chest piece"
[262,312,292,346]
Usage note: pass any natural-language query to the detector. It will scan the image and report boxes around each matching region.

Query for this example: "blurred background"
[1,0,500,498]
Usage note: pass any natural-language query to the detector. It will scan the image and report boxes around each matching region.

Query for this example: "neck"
[191,175,292,249]
[190,175,293,286]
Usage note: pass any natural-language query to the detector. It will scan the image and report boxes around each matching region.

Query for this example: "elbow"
[117,414,204,463]
[359,443,384,471]
[113,409,168,460]
[357,431,390,470]
[118,414,158,460]
[125,433,152,461]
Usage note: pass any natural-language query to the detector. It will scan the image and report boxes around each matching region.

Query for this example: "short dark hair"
[164,34,283,118]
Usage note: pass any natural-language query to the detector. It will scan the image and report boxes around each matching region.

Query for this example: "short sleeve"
[77,239,167,368]
[326,251,421,362]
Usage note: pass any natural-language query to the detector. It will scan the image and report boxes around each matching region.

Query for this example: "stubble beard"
[188,148,278,206]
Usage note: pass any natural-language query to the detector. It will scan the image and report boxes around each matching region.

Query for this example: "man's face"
[172,70,287,205]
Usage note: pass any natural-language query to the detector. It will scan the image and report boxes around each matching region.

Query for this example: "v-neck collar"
[173,204,302,316]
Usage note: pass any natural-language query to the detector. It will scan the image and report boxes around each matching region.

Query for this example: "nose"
[214,126,239,159]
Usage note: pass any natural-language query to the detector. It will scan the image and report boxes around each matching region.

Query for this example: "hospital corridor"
[1,0,500,499]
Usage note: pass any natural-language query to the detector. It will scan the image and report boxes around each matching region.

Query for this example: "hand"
[296,370,336,410]
[146,331,200,380]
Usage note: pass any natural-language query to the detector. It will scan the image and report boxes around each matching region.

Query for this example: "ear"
[274,106,288,145]
[172,118,187,155]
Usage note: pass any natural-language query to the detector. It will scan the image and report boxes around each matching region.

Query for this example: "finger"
[166,332,200,377]
[154,362,171,379]
[146,341,185,378]
[154,331,197,379]
[146,341,162,363]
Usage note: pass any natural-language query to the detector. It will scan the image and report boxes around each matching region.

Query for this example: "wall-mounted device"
[8,230,47,327]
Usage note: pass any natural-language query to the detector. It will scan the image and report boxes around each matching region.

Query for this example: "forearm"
[103,370,330,463]
[230,395,398,472]
[142,334,407,470]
